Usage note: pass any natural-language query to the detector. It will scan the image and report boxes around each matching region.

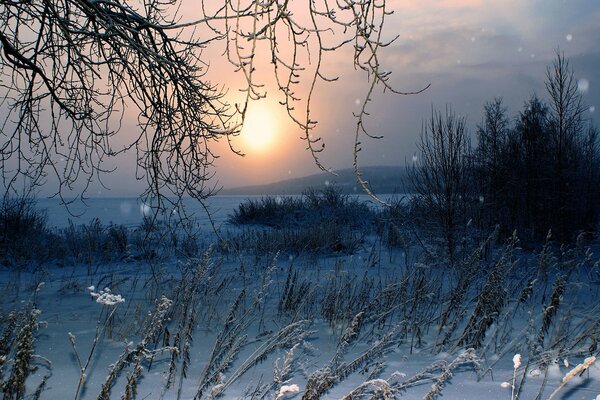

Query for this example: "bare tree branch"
[0,0,427,209]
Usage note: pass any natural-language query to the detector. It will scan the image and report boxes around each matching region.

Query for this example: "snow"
[1,196,600,399]
[276,384,299,399]
[89,287,125,306]
[513,353,521,369]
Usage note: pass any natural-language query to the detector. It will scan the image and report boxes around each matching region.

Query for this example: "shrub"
[230,186,374,230]
[62,219,130,263]
[0,195,58,264]
[229,195,304,227]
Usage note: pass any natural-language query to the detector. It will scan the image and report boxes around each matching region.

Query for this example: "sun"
[240,103,279,153]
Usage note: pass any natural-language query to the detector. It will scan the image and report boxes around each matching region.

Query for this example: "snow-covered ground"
[1,197,599,400]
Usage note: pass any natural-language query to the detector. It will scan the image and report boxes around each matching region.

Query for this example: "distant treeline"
[410,52,599,244]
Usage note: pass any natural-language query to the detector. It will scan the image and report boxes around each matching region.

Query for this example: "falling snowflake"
[412,154,418,163]
[140,203,152,216]
[324,180,330,186]
[517,47,523,53]
[566,34,573,42]
[354,98,361,106]
[577,78,589,93]
[590,106,596,113]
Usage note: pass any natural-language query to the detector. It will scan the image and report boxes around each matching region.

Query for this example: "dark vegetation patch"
[0,195,203,266]
[229,186,374,229]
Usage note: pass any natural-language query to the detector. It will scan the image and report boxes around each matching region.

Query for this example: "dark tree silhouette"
[409,107,472,266]
[0,0,421,209]
[511,95,552,239]
[545,51,588,240]
[472,52,600,242]
[474,98,510,227]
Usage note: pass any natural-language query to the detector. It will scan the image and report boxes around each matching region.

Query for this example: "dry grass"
[0,200,599,399]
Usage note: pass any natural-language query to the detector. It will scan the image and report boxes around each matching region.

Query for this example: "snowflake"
[140,203,152,216]
[578,78,589,93]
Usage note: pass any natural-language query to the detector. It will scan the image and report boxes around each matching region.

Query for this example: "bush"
[0,195,58,264]
[229,186,374,230]
[62,219,131,263]
[229,195,304,227]
[0,196,207,266]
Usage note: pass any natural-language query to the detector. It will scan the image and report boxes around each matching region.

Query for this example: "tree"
[474,98,510,227]
[545,51,587,240]
[409,107,472,266]
[511,95,552,239]
[580,125,600,230]
[472,53,600,242]
[0,0,420,209]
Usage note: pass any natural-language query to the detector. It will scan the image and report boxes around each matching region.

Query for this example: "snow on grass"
[1,197,599,399]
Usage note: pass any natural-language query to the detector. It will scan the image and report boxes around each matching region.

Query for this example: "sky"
[205,0,600,190]
[25,0,600,196]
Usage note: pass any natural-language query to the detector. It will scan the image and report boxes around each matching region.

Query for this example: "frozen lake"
[37,195,253,229]
[36,194,400,229]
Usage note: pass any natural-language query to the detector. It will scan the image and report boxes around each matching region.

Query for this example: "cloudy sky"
[195,0,599,190]
[29,0,598,196]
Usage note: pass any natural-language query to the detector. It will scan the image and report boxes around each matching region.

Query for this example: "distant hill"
[221,166,412,195]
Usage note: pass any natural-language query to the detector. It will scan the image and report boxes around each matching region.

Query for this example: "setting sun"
[240,103,279,153]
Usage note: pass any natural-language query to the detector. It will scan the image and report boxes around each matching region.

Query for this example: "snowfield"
[1,196,599,400]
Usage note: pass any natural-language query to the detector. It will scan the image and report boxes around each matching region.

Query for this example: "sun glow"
[240,103,279,153]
